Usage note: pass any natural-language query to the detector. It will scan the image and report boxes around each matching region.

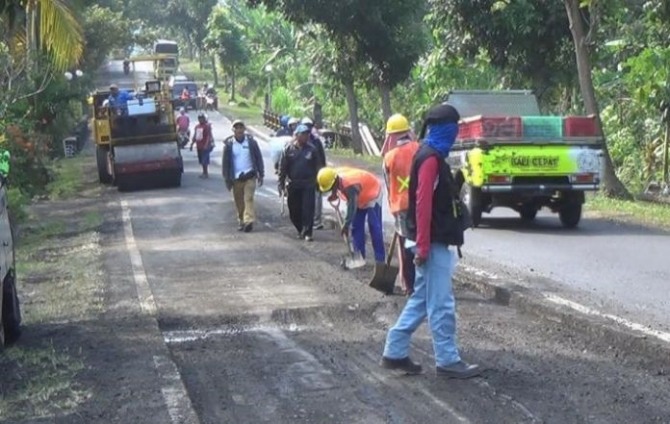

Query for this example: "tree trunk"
[343,77,363,154]
[230,65,236,102]
[564,0,631,199]
[211,55,218,87]
[379,80,392,124]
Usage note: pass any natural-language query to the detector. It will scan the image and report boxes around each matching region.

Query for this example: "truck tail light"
[488,175,511,184]
[571,173,594,183]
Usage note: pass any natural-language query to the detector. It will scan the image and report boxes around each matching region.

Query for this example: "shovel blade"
[369,262,399,294]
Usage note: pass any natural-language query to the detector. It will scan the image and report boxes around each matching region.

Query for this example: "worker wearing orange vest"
[317,166,386,263]
[383,114,420,295]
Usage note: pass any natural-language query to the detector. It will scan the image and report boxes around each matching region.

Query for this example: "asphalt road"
[85,61,670,423]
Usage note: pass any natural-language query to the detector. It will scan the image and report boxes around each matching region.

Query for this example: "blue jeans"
[383,243,461,367]
[351,203,385,262]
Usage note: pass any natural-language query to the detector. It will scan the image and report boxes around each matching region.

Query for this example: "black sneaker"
[314,223,324,230]
[243,223,253,233]
[304,235,313,242]
[380,357,422,374]
[436,361,482,379]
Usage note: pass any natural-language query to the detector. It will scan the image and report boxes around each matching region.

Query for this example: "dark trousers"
[287,185,316,237]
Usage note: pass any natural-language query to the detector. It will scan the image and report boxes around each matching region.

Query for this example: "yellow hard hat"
[386,113,410,134]
[317,167,338,193]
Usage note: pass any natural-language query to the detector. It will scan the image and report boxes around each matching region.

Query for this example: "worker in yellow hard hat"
[382,113,420,295]
[318,166,385,263]
[381,113,415,156]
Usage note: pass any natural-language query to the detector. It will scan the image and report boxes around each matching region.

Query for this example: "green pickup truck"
[446,90,604,228]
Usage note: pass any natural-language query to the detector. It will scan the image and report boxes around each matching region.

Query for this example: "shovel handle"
[386,232,399,266]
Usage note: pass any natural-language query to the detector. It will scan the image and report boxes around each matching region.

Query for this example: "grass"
[46,156,89,200]
[0,158,103,421]
[179,59,215,83]
[328,147,382,167]
[585,193,670,230]
[17,218,105,325]
[218,93,266,127]
[0,343,89,421]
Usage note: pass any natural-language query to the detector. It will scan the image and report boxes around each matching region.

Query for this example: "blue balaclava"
[420,103,461,158]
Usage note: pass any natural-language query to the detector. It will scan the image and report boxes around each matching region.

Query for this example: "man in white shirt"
[222,120,265,232]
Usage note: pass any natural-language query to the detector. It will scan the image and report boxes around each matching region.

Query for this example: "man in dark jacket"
[222,120,265,233]
[278,124,320,242]
[381,103,481,379]
[301,117,327,230]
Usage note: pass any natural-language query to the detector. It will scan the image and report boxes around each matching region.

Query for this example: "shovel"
[330,200,366,270]
[369,233,399,294]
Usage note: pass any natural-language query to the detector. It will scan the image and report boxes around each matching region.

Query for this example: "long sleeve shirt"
[415,156,439,259]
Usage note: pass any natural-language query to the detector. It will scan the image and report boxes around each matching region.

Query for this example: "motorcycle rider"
[205,84,217,111]
[175,107,190,149]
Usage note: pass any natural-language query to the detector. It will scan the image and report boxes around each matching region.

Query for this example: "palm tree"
[1,0,83,72]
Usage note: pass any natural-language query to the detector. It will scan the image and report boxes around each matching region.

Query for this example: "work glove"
[340,224,349,238]
[257,176,264,187]
[277,185,284,197]
[414,255,427,267]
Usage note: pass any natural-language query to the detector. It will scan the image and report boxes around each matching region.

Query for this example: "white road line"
[121,200,157,316]
[120,200,200,424]
[164,324,305,344]
[543,294,670,344]
[153,356,200,424]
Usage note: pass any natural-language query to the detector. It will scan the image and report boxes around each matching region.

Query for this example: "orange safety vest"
[337,167,382,208]
[383,141,420,214]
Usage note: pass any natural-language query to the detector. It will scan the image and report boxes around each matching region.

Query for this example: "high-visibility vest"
[337,167,382,208]
[383,141,420,214]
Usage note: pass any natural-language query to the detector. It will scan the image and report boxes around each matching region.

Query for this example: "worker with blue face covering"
[381,103,481,380]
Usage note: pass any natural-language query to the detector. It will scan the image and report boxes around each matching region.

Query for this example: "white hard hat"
[301,117,314,125]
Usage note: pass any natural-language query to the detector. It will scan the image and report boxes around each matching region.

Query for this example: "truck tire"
[519,204,538,222]
[461,183,483,228]
[2,272,22,346]
[96,146,112,184]
[559,202,582,228]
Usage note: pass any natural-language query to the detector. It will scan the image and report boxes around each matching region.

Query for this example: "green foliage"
[80,4,134,72]
[205,6,250,70]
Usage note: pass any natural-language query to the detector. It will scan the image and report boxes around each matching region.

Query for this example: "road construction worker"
[176,107,190,149]
[302,117,327,230]
[189,113,214,179]
[222,120,265,233]
[381,103,481,379]
[382,113,419,295]
[278,124,321,242]
[318,166,385,263]
[107,84,134,114]
[275,115,292,137]
[287,117,300,135]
